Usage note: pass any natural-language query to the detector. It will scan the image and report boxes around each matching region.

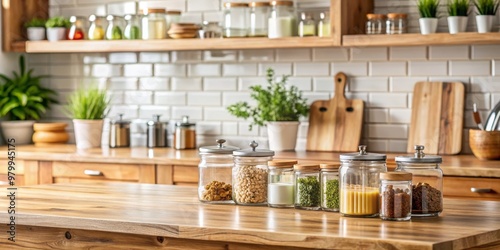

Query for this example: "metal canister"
[109,114,130,148]
[146,114,168,148]
[173,116,196,149]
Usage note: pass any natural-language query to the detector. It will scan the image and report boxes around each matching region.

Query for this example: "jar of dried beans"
[379,172,412,221]
[198,139,239,204]
[395,145,443,217]
[232,141,274,206]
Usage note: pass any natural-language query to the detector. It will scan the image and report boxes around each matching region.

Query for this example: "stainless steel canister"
[173,116,196,149]
[109,114,131,148]
[147,114,168,148]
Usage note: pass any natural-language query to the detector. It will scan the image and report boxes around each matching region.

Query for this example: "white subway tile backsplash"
[409,61,448,76]
[239,49,274,62]
[369,109,389,123]
[450,60,490,76]
[222,92,252,106]
[222,122,238,135]
[204,107,239,121]
[91,64,121,77]
[27,54,49,64]
[239,77,267,90]
[303,92,330,105]
[32,65,49,75]
[313,77,334,92]
[470,77,500,93]
[109,53,137,64]
[388,140,407,152]
[429,45,469,60]
[370,61,407,76]
[196,121,222,135]
[107,1,136,15]
[171,77,203,91]
[204,77,237,91]
[389,109,412,123]
[472,45,500,59]
[107,90,123,104]
[331,62,368,76]
[50,54,80,64]
[124,64,153,77]
[189,64,221,76]
[50,65,82,76]
[259,63,292,76]
[492,94,500,107]
[390,46,427,60]
[369,93,408,108]
[294,62,329,76]
[203,51,237,62]
[154,64,187,77]
[108,77,138,90]
[367,140,388,152]
[108,105,139,119]
[82,54,107,64]
[49,78,78,90]
[188,92,221,106]
[238,122,260,136]
[223,63,258,76]
[350,77,389,92]
[124,91,153,105]
[313,48,349,62]
[138,0,186,12]
[368,124,407,139]
[287,77,312,91]
[180,12,203,23]
[390,77,427,92]
[139,105,170,119]
[171,51,203,62]
[139,77,169,90]
[187,0,219,12]
[171,106,203,120]
[466,93,490,110]
[276,48,311,62]
[351,47,388,61]
[46,104,67,119]
[139,52,170,63]
[154,92,186,105]
[202,11,224,23]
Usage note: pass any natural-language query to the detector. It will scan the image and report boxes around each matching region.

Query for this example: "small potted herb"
[45,16,70,41]
[474,0,500,33]
[417,0,440,34]
[24,18,46,41]
[227,68,309,151]
[447,0,469,33]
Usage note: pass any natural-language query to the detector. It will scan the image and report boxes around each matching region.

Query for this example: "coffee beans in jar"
[380,172,412,221]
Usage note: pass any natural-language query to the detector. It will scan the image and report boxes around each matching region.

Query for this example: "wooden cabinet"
[443,176,500,200]
[157,164,198,186]
[0,159,39,186]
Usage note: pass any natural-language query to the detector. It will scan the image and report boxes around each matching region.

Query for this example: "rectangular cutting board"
[306,72,364,152]
[407,81,465,155]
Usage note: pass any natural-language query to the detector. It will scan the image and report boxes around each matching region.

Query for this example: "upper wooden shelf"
[21,37,337,53]
[343,32,500,47]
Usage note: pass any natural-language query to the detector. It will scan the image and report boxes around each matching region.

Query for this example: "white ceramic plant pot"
[27,27,46,41]
[476,15,494,33]
[266,121,299,151]
[46,27,66,41]
[419,18,438,34]
[447,16,468,34]
[0,120,35,145]
[73,119,103,149]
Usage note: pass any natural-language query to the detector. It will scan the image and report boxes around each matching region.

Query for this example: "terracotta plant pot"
[469,129,500,160]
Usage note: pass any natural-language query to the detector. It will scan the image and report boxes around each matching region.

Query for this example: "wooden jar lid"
[380,172,412,181]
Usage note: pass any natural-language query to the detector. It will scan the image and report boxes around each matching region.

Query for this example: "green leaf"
[11,108,26,120]
[12,91,28,106]
[0,100,19,116]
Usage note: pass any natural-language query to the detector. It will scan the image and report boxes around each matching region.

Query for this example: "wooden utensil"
[407,81,465,155]
[306,72,364,152]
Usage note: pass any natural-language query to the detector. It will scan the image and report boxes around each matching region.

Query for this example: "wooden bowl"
[33,122,67,132]
[469,129,500,160]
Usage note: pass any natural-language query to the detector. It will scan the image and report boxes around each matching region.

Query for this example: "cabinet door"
[173,165,198,186]
[443,176,500,200]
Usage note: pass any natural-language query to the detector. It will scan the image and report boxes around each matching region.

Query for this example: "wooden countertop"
[2,144,500,178]
[1,183,499,249]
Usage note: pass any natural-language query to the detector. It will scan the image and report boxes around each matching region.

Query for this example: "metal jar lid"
[175,115,195,128]
[340,145,387,161]
[233,141,275,157]
[110,114,131,125]
[395,145,442,164]
[199,139,239,154]
[147,114,167,126]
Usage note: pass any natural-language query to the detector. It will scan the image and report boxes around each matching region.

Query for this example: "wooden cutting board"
[407,81,465,155]
[306,72,364,152]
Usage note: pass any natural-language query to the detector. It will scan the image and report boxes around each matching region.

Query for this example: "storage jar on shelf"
[232,141,274,206]
[198,139,239,204]
[379,172,412,221]
[268,0,296,38]
[166,10,181,37]
[320,163,340,212]
[267,160,297,208]
[386,13,407,34]
[395,145,443,217]
[88,15,105,40]
[366,13,386,34]
[294,164,321,210]
[68,16,85,40]
[317,11,331,37]
[141,8,167,39]
[249,1,270,37]
[223,2,249,37]
[173,116,196,150]
[339,145,387,217]
[298,12,315,37]
[124,14,141,39]
[105,15,123,40]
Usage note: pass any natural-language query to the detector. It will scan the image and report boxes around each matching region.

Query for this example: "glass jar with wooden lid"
[379,172,412,221]
[320,163,340,212]
[268,159,297,208]
[294,164,321,210]
[249,1,270,37]
[366,13,386,34]
[386,13,407,34]
[141,8,167,39]
[223,2,249,37]
[268,0,296,38]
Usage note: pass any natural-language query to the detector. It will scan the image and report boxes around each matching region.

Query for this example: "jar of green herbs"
[320,163,340,212]
[294,164,321,210]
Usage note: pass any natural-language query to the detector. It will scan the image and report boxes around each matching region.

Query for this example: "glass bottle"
[88,15,105,40]
[320,163,340,212]
[318,11,331,38]
[198,139,239,204]
[68,16,85,40]
[232,141,274,206]
[298,12,315,37]
[223,2,249,37]
[366,13,386,34]
[380,172,413,221]
[395,145,443,217]
[124,14,141,39]
[200,21,222,39]
[294,164,321,210]
[105,15,123,40]
[268,160,297,208]
[339,145,387,217]
[268,0,296,38]
[386,13,407,34]
[141,8,167,39]
[249,1,270,37]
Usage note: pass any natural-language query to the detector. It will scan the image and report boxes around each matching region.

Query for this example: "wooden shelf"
[343,32,500,47]
[23,37,337,53]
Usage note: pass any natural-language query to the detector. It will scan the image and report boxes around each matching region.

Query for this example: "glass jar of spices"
[198,139,239,204]
[298,12,315,37]
[395,145,443,217]
[386,13,407,34]
[88,15,105,40]
[232,141,274,206]
[317,11,331,37]
[249,1,270,37]
[366,13,386,34]
[124,14,141,39]
[105,15,123,40]
[267,160,297,208]
[268,0,296,38]
[380,172,412,221]
[294,164,321,210]
[68,16,85,40]
[339,145,387,217]
[141,8,167,39]
[320,163,340,212]
[223,2,249,38]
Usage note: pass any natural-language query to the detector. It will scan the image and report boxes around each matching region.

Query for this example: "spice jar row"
[366,13,408,35]
[199,140,444,221]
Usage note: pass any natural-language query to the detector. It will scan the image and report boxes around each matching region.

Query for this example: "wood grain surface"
[0,183,499,249]
[306,72,364,152]
[407,81,465,155]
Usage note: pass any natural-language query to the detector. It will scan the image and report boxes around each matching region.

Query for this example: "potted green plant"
[66,86,109,149]
[417,0,440,34]
[0,55,58,144]
[25,17,46,41]
[227,68,309,151]
[45,16,69,41]
[447,0,470,33]
[474,0,500,32]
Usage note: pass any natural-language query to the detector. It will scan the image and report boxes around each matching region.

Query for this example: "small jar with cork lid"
[294,164,321,210]
[366,13,386,34]
[320,163,340,212]
[386,13,407,34]
[379,172,412,221]
[267,160,297,208]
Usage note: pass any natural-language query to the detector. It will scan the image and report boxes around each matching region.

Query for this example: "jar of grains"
[198,139,239,204]
[232,141,274,205]
[294,164,321,210]
[267,160,297,208]
[379,172,412,221]
[395,145,443,217]
[268,0,296,38]
[339,145,387,217]
[320,163,340,212]
[386,13,407,34]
